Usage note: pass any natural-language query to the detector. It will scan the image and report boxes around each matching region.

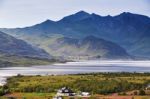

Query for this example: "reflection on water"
[0,60,150,85]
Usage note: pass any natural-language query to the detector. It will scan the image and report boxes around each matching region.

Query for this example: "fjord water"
[0,60,150,85]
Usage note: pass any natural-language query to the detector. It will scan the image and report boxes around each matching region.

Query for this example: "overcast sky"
[0,0,149,28]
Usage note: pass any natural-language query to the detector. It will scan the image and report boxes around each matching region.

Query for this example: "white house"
[56,87,76,96]
[81,92,90,96]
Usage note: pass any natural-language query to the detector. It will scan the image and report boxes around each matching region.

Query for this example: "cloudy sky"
[0,0,149,28]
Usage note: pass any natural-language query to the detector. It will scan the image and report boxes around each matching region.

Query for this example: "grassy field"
[1,73,150,98]
[2,93,54,99]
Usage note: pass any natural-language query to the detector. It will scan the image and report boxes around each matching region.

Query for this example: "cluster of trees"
[77,72,150,77]
[71,79,143,94]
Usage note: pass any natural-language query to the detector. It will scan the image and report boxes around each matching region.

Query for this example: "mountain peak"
[121,12,131,14]
[75,10,90,16]
[59,11,90,22]
[42,19,54,24]
[115,12,150,23]
[118,12,134,16]
[117,12,148,18]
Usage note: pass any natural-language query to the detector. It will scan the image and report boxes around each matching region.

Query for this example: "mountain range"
[0,11,150,60]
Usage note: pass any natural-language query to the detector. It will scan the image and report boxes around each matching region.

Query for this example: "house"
[56,87,76,96]
[81,92,90,96]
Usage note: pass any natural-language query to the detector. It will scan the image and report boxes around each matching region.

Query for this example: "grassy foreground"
[1,72,150,98]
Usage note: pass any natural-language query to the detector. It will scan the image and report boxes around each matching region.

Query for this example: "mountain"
[0,31,53,67]
[0,31,51,58]
[24,35,130,60]
[1,11,150,58]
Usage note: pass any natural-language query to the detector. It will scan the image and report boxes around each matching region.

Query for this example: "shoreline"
[1,72,150,86]
[1,60,150,86]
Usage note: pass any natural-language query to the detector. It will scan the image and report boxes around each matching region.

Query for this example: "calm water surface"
[0,60,150,85]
